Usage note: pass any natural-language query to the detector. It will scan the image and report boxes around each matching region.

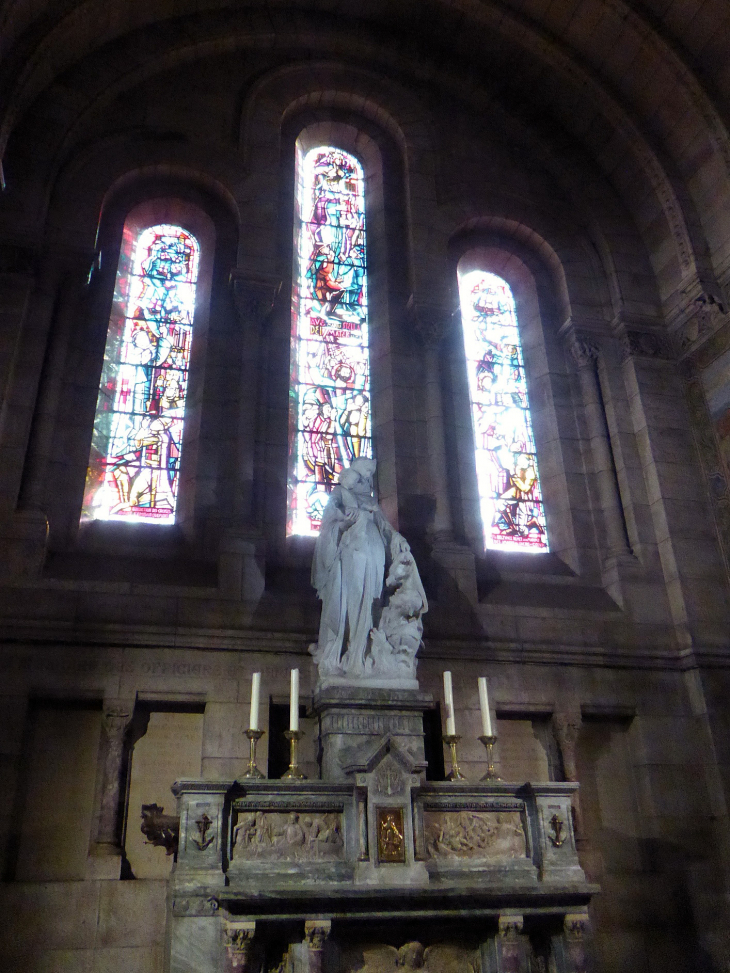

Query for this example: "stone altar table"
[168,764,596,973]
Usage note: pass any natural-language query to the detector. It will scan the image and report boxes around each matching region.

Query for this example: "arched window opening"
[457,269,549,552]
[288,145,372,536]
[81,222,200,524]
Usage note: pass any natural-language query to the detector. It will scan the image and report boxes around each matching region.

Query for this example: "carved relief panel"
[231,809,344,861]
[423,810,526,860]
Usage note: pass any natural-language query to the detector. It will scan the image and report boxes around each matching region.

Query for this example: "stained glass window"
[288,146,372,535]
[458,269,549,552]
[81,223,200,524]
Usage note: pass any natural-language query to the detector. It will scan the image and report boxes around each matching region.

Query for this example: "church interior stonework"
[2,0,730,969]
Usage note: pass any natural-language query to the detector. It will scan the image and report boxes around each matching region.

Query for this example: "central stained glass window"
[288,146,372,536]
[82,222,199,524]
[458,269,549,551]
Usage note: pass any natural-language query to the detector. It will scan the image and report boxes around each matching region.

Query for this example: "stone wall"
[1,1,730,970]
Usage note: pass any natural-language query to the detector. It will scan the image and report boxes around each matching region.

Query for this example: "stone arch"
[443,224,594,570]
[239,60,442,304]
[45,135,242,250]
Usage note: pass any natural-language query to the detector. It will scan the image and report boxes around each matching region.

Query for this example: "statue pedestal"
[313,685,433,782]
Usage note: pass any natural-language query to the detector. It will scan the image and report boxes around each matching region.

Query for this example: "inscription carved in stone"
[232,811,343,861]
[423,811,526,860]
[323,713,420,735]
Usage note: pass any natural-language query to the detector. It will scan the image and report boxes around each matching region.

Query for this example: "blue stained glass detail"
[82,223,200,524]
[458,270,549,552]
[288,146,372,536]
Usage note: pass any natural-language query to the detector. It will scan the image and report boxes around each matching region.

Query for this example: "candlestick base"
[241,729,265,779]
[478,734,501,781]
[282,729,307,780]
[442,734,468,781]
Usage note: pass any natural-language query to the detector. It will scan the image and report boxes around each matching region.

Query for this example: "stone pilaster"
[89,701,133,877]
[408,296,455,542]
[407,296,478,606]
[561,912,593,973]
[95,703,132,848]
[482,914,531,972]
[566,332,633,561]
[219,270,282,598]
[552,709,583,835]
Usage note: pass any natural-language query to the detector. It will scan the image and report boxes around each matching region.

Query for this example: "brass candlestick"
[442,734,467,781]
[282,729,307,780]
[242,729,265,779]
[478,734,500,780]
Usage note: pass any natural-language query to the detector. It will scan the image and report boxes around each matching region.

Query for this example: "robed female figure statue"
[310,458,427,682]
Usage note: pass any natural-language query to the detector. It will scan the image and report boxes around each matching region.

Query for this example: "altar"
[166,462,597,971]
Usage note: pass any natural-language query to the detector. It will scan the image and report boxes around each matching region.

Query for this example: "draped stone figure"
[310,458,427,685]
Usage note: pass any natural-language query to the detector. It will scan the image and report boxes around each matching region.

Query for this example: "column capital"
[101,701,133,734]
[229,270,282,326]
[406,295,454,347]
[565,333,601,368]
[224,920,256,973]
[564,910,591,940]
[498,914,525,939]
[304,919,331,950]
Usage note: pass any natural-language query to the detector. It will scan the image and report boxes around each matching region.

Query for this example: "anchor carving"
[548,813,566,848]
[192,813,215,851]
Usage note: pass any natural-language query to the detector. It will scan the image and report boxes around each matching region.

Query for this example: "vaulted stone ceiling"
[1,0,728,317]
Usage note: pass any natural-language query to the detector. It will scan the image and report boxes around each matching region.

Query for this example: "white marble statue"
[310,458,427,685]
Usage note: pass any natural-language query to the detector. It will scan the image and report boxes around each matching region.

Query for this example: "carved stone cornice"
[406,295,454,347]
[229,270,281,326]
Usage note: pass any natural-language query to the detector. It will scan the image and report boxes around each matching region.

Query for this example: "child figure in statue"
[310,458,427,683]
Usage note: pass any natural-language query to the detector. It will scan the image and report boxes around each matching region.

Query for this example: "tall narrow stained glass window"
[82,223,200,523]
[288,146,372,535]
[458,269,549,551]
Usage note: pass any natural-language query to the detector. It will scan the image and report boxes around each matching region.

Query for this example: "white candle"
[289,668,300,732]
[478,676,493,737]
[249,672,261,731]
[443,670,456,736]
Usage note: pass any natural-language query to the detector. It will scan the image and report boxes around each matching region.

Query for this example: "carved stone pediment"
[341,733,427,778]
